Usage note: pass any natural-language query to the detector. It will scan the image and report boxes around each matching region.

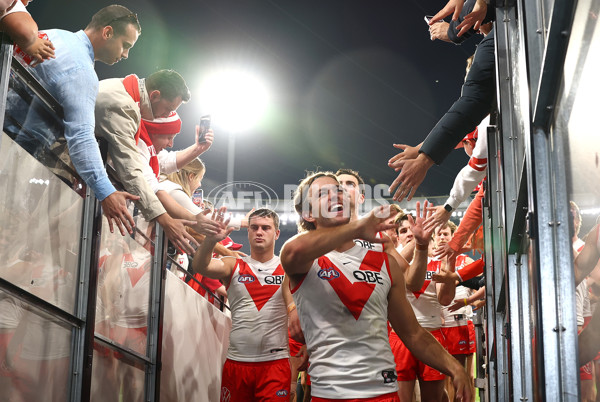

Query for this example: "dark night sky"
[29,0,480,199]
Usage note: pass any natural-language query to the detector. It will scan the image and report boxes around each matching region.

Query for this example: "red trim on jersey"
[382,252,393,286]
[317,251,386,320]
[412,259,440,299]
[289,272,307,294]
[236,260,284,311]
[124,253,150,287]
[225,259,240,291]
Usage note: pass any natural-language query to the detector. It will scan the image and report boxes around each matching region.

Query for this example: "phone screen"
[198,115,211,144]
[192,188,203,206]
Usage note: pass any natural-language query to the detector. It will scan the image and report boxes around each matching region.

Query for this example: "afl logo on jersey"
[238,274,255,283]
[275,389,288,397]
[318,267,340,280]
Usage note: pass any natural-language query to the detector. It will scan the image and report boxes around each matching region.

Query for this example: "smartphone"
[192,188,203,207]
[424,15,435,24]
[198,115,211,144]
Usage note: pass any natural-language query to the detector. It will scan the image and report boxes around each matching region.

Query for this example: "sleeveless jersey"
[354,232,384,252]
[292,245,398,398]
[112,248,152,328]
[441,285,473,328]
[226,255,288,362]
[407,255,469,328]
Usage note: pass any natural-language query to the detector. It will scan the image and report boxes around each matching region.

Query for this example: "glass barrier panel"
[95,205,155,357]
[557,0,600,397]
[0,289,73,402]
[0,133,83,315]
[2,68,85,195]
[90,342,146,402]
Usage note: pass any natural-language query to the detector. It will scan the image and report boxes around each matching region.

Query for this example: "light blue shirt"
[30,29,115,200]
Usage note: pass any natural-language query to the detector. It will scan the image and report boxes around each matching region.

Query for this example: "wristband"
[463,298,468,306]
[287,303,296,314]
[416,242,428,251]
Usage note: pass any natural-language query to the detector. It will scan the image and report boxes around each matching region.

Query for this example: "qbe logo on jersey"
[264,275,284,285]
[352,270,383,284]
[318,267,340,281]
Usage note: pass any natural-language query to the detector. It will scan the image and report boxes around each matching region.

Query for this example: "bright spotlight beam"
[198,70,270,133]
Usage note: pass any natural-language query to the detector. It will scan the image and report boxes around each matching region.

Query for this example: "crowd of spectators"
[0,1,595,401]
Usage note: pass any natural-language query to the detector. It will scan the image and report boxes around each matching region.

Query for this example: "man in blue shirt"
[7,5,141,235]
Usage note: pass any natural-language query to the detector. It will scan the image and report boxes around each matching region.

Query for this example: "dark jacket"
[420,0,496,164]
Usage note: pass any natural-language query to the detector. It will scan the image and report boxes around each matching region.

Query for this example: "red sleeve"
[448,185,485,251]
[456,258,485,282]
[201,276,223,292]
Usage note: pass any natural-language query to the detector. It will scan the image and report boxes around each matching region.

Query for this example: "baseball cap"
[219,236,243,251]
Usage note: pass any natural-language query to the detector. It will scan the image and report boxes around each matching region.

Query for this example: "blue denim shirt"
[31,29,116,200]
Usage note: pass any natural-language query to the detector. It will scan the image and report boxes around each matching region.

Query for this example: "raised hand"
[456,0,488,36]
[429,21,451,42]
[389,153,434,201]
[193,208,223,236]
[428,0,464,25]
[388,143,421,171]
[447,298,467,312]
[101,191,140,236]
[432,268,459,286]
[433,241,463,262]
[25,36,55,66]
[408,200,434,247]
[157,215,199,255]
[423,204,452,233]
[207,206,235,242]
[194,127,214,155]
[358,205,399,244]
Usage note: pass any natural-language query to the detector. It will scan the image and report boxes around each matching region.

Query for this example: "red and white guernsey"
[353,232,384,252]
[408,255,469,329]
[226,255,288,362]
[113,248,152,328]
[292,245,397,398]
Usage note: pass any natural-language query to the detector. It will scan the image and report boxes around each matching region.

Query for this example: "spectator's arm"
[420,30,496,164]
[447,185,485,252]
[191,212,236,285]
[281,206,396,280]
[436,257,457,306]
[387,254,472,401]
[95,94,167,221]
[0,0,16,12]
[455,258,485,282]
[159,185,202,215]
[175,128,214,169]
[0,7,54,65]
[446,127,488,210]
[60,69,115,200]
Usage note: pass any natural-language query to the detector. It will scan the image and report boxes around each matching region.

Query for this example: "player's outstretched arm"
[387,256,471,402]
[281,205,397,277]
[191,207,236,283]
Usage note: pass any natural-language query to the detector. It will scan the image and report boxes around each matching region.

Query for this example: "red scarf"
[123,74,160,179]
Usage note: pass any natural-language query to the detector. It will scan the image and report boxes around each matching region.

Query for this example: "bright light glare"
[198,70,270,133]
